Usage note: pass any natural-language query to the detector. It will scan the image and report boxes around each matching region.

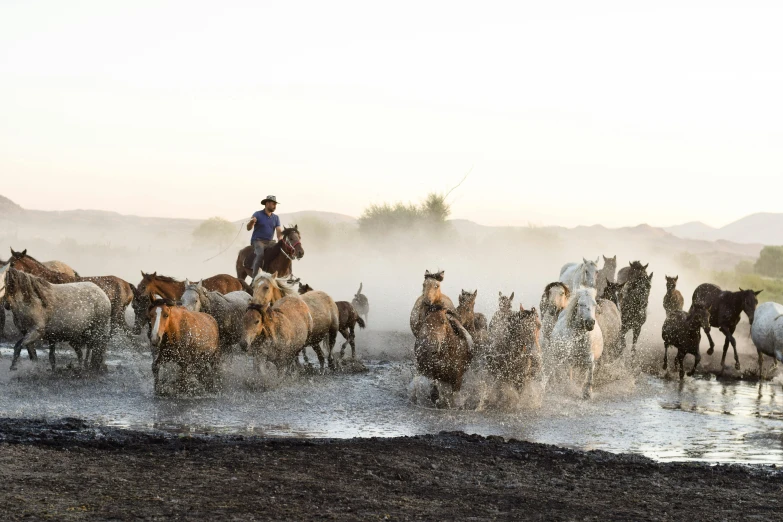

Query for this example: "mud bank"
[0,418,781,520]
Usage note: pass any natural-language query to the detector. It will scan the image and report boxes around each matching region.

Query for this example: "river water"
[1,332,782,465]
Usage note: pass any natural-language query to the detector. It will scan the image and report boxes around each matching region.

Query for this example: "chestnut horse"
[242,297,314,373]
[9,249,134,335]
[148,298,220,395]
[133,272,249,334]
[235,225,304,281]
[410,270,456,337]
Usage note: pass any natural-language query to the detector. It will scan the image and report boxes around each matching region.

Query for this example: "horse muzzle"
[239,339,248,351]
[583,319,596,331]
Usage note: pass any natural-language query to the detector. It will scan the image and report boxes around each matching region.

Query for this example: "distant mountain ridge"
[666,213,783,245]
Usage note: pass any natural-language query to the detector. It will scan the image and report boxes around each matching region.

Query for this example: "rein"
[280,236,301,261]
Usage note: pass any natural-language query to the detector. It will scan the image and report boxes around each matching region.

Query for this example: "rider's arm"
[275,226,284,240]
[247,215,257,231]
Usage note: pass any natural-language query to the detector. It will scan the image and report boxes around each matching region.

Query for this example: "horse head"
[738,288,763,324]
[570,289,598,331]
[581,258,599,288]
[148,297,177,347]
[242,302,273,350]
[282,225,305,260]
[422,270,445,305]
[601,281,624,305]
[298,282,314,295]
[181,279,204,312]
[665,275,679,292]
[252,271,281,306]
[602,255,617,273]
[458,289,478,309]
[497,291,515,313]
[689,303,711,331]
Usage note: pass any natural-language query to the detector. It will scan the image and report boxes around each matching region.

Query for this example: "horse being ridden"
[236,226,304,282]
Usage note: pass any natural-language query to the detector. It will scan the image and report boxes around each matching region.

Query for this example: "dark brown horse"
[662,305,711,379]
[617,261,648,286]
[599,281,624,309]
[133,272,248,333]
[456,289,488,352]
[10,249,134,335]
[298,282,366,359]
[691,283,762,371]
[486,305,542,388]
[663,275,684,318]
[619,272,653,356]
[235,226,304,281]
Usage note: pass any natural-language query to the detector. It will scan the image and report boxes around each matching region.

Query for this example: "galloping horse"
[619,272,653,356]
[486,305,542,389]
[691,283,761,371]
[235,225,304,281]
[560,258,599,291]
[617,261,648,286]
[181,280,252,353]
[148,298,220,395]
[242,297,314,374]
[10,249,134,335]
[550,288,603,398]
[0,264,111,372]
[298,283,366,360]
[750,302,783,379]
[662,305,711,379]
[133,272,248,334]
[539,282,570,350]
[410,270,455,337]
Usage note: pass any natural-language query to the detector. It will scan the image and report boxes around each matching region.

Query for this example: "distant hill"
[666,213,783,245]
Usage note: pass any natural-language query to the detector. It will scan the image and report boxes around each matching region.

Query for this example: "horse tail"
[356,315,366,329]
[447,313,474,356]
[241,280,254,295]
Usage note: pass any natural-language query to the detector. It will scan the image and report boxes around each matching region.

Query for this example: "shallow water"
[1,335,783,465]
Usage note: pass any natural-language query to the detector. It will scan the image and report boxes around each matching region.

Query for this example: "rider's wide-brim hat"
[261,195,279,205]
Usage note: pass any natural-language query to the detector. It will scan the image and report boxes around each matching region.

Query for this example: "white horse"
[559,258,599,292]
[549,287,603,398]
[750,302,783,379]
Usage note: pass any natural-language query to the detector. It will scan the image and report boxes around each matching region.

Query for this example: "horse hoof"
[707,348,714,356]
[9,365,17,371]
[582,388,593,399]
[735,362,741,371]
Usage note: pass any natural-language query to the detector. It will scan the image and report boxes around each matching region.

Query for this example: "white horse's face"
[575,292,597,331]
[581,258,599,288]
[181,287,201,312]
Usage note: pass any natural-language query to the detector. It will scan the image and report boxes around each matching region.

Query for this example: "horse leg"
[11,329,42,370]
[719,326,732,369]
[758,350,764,380]
[631,326,641,357]
[326,330,337,371]
[152,353,163,395]
[339,328,350,359]
[311,343,326,373]
[729,327,740,371]
[349,326,357,359]
[677,351,686,380]
[618,325,628,354]
[705,326,716,355]
[48,342,57,372]
[73,343,84,368]
[687,351,701,377]
[430,380,440,405]
[583,359,594,399]
[663,344,669,371]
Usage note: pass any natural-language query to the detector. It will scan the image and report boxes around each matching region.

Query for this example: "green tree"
[358,192,451,236]
[192,217,237,249]
[755,246,783,278]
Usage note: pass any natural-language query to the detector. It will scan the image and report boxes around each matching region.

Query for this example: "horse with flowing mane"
[559,258,599,291]
[410,270,456,337]
[549,287,603,398]
[235,226,304,281]
[181,280,252,353]
[539,282,570,350]
[0,263,111,372]
[242,297,314,374]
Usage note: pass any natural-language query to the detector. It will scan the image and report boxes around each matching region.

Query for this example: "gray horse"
[181,279,251,353]
[0,263,111,371]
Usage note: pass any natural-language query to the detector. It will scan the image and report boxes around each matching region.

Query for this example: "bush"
[755,246,783,278]
[192,217,238,249]
[735,259,755,274]
[358,193,451,237]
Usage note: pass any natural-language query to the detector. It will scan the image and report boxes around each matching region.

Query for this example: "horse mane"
[424,271,444,282]
[8,268,52,308]
[147,274,181,284]
[629,261,646,270]
[149,297,177,308]
[282,226,300,238]
[253,271,300,298]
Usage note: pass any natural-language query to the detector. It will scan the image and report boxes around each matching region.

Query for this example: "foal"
[663,275,684,317]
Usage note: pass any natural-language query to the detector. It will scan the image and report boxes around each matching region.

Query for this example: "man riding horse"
[248,195,284,279]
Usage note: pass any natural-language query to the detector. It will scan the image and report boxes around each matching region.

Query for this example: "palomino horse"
[619,272,653,357]
[692,283,761,371]
[412,275,473,406]
[456,290,488,352]
[410,270,456,337]
[133,272,249,334]
[539,282,570,351]
[662,305,711,379]
[486,304,542,389]
[750,302,783,380]
[560,258,599,291]
[251,271,300,306]
[663,275,684,317]
[181,280,252,353]
[242,297,314,373]
[10,249,134,335]
[550,288,603,398]
[43,260,79,278]
[351,283,369,324]
[595,255,617,297]
[298,283,366,360]
[148,298,220,395]
[0,264,111,371]
[235,225,305,281]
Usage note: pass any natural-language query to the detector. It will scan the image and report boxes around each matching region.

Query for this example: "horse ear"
[152,272,157,277]
[184,278,190,286]
[519,304,525,312]
[629,261,633,267]
[510,292,515,301]
[473,290,478,297]
[21,249,27,257]
[595,256,599,264]
[198,279,204,289]
[498,291,502,297]
[271,271,278,279]
[644,263,649,269]
[755,290,763,296]
[674,275,678,282]
[358,282,363,293]
[583,257,588,264]
[739,287,744,292]
[648,272,654,280]
[425,270,431,276]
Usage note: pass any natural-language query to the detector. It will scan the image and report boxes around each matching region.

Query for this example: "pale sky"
[1,1,781,228]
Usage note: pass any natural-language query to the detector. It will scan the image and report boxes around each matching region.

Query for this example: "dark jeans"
[251,239,276,279]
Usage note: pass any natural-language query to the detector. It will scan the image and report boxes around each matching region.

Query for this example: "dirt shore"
[0,418,780,521]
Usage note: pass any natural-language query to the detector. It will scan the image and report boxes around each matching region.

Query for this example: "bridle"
[280,235,302,261]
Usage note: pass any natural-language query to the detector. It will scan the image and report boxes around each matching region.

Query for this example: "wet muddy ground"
[1,418,782,520]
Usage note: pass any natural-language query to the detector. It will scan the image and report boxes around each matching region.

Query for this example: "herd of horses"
[0,228,371,394]
[3,232,783,405]
[409,255,772,404]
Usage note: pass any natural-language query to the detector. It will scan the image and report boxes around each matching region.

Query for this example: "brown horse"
[235,226,304,281]
[664,275,685,318]
[488,291,515,351]
[486,305,542,388]
[299,283,366,359]
[133,272,249,334]
[10,249,134,335]
[410,270,456,337]
[456,289,488,352]
[617,260,648,286]
[242,297,313,373]
[595,255,617,297]
[148,298,220,395]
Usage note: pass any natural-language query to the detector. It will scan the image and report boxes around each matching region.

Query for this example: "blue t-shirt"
[251,211,281,242]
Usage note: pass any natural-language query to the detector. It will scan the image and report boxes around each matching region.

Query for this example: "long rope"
[203,220,247,262]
